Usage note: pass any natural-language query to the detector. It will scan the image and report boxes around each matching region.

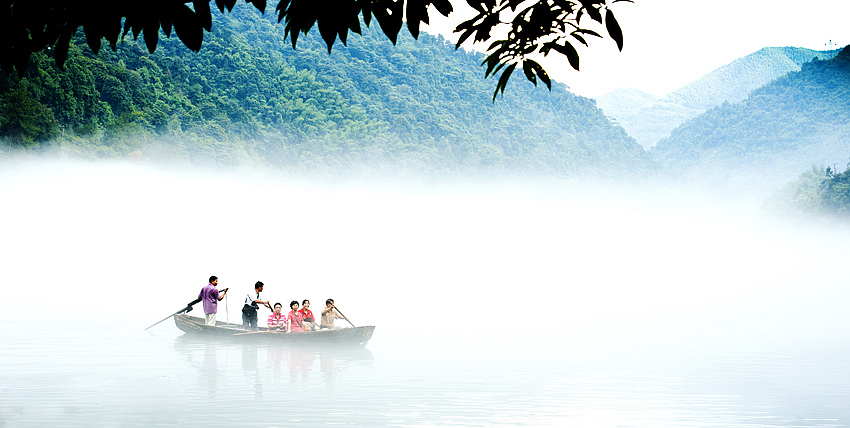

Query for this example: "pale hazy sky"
[422,0,850,98]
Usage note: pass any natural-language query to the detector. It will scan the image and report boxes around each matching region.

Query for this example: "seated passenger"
[267,302,285,331]
[287,300,306,333]
[299,299,317,331]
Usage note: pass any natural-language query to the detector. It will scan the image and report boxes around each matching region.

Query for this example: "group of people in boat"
[198,276,347,332]
[264,299,344,332]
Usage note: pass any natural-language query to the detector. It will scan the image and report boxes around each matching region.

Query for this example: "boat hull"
[174,314,375,346]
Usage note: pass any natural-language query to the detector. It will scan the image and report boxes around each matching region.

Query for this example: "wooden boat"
[173,314,375,346]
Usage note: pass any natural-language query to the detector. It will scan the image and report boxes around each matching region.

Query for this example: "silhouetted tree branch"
[0,0,628,98]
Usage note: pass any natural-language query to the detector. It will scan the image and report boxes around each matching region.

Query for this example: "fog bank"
[1,159,848,351]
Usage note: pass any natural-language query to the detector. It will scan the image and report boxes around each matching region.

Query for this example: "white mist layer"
[1,160,848,351]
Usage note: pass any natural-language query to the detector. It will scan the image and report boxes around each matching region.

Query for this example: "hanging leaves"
[0,0,628,99]
[0,0,268,75]
[459,0,629,99]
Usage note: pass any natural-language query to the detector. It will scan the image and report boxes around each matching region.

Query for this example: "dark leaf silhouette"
[173,4,204,51]
[54,31,71,68]
[143,18,160,53]
[0,0,628,97]
[605,8,623,51]
[493,63,517,101]
[195,0,213,32]
[547,41,580,70]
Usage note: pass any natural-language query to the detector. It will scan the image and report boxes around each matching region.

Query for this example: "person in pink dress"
[286,301,306,333]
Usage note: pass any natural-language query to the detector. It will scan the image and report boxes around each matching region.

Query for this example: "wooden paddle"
[247,294,273,312]
[234,330,285,335]
[333,306,356,328]
[146,297,201,330]
[292,310,308,331]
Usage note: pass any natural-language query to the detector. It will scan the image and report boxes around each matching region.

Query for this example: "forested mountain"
[596,47,840,149]
[0,6,656,177]
[650,46,850,195]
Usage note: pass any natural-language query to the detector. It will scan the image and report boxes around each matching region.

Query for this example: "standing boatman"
[199,275,228,326]
[242,281,270,330]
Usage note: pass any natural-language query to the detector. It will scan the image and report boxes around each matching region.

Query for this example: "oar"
[234,330,284,336]
[333,306,356,327]
[293,311,308,331]
[146,298,201,330]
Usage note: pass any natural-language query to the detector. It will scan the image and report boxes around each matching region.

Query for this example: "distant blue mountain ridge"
[595,46,841,149]
[652,46,850,197]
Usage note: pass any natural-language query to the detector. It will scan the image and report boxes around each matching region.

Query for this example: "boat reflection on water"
[172,334,374,399]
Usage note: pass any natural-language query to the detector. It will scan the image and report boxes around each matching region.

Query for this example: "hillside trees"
[0,82,59,145]
[819,167,850,214]
[764,162,850,220]
[0,10,655,176]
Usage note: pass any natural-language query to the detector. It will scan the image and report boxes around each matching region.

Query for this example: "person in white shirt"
[241,281,270,330]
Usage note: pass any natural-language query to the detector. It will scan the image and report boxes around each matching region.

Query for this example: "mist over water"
[2,159,850,427]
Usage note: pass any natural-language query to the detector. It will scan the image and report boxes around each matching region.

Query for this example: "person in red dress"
[298,299,317,331]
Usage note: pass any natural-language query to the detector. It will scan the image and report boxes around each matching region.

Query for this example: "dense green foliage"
[0,7,656,177]
[597,47,840,149]
[763,162,850,220]
[651,46,850,190]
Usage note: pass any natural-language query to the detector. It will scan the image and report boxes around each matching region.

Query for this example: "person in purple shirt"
[198,275,228,326]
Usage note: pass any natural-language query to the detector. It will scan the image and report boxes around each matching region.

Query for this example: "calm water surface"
[2,162,850,427]
[2,314,849,427]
